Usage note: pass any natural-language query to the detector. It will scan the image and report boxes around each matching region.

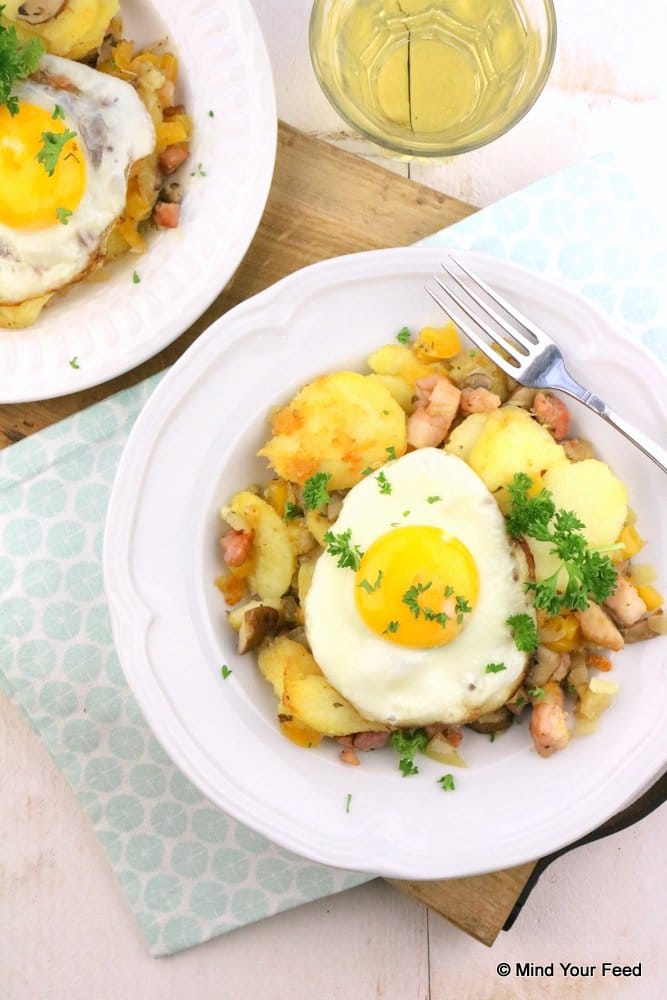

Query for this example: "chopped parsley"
[358,569,383,593]
[514,696,527,708]
[55,207,72,225]
[390,728,429,777]
[485,662,507,673]
[283,501,302,521]
[376,471,392,495]
[382,408,389,416]
[488,733,496,743]
[438,773,456,791]
[323,528,363,570]
[506,613,539,652]
[386,445,397,461]
[396,326,411,344]
[36,127,77,176]
[345,792,352,813]
[383,620,400,635]
[220,664,232,679]
[454,595,472,624]
[302,472,332,511]
[52,103,64,120]
[423,608,449,628]
[208,109,215,117]
[505,472,617,614]
[0,10,44,116]
[426,495,442,504]
[528,686,546,700]
[68,356,79,369]
[361,466,374,476]
[444,585,455,597]
[402,582,432,619]
[198,163,206,176]
[402,510,410,518]
[132,270,141,284]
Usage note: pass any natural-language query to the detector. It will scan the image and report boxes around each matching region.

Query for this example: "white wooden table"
[2,1,666,997]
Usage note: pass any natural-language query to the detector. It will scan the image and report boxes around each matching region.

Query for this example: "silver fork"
[427,256,667,474]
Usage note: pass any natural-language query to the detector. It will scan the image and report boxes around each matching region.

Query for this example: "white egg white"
[0,54,156,304]
[305,449,533,726]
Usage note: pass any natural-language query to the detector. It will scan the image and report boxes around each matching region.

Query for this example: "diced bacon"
[459,387,501,414]
[407,375,461,449]
[158,142,189,175]
[532,391,570,441]
[603,575,647,628]
[352,731,390,751]
[574,601,624,652]
[154,201,181,229]
[219,529,254,567]
[529,702,570,758]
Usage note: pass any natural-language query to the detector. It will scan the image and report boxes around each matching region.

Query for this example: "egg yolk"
[0,103,85,230]
[354,525,479,649]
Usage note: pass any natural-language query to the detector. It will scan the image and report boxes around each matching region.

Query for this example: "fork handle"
[598,406,667,474]
[557,373,667,473]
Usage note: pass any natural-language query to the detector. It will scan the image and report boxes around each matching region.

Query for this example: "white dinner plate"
[104,247,667,879]
[0,0,276,403]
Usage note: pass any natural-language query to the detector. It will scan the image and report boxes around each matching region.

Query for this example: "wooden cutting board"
[0,121,535,945]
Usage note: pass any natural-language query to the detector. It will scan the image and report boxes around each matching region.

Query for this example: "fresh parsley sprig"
[36,127,77,176]
[454,595,472,624]
[324,528,363,570]
[506,613,539,652]
[438,773,456,791]
[505,472,617,614]
[0,9,44,116]
[390,728,429,777]
[302,472,332,512]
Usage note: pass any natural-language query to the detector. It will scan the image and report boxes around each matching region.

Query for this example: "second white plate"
[0,0,276,402]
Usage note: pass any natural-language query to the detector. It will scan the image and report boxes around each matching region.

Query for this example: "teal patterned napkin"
[0,154,664,957]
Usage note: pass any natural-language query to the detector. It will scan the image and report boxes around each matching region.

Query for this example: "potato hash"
[216,322,665,779]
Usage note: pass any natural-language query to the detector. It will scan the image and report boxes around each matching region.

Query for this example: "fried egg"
[0,53,155,305]
[305,448,533,726]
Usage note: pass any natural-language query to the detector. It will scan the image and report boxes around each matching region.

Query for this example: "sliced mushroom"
[237,606,280,654]
[460,371,493,391]
[16,0,68,24]
[621,610,665,643]
[159,182,183,205]
[470,706,512,734]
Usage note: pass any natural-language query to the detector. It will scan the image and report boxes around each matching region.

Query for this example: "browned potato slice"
[258,372,407,490]
[222,491,295,599]
[282,655,386,737]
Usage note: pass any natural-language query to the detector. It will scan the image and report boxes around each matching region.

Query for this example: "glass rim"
[309,0,558,159]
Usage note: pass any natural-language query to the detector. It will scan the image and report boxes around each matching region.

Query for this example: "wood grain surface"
[0,120,534,945]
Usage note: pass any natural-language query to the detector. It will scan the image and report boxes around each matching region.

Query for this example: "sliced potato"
[257,636,314,700]
[223,491,295,599]
[368,373,414,413]
[467,407,567,505]
[0,294,52,329]
[297,558,318,610]
[445,412,490,461]
[367,343,435,389]
[259,371,407,489]
[305,510,330,547]
[530,460,628,582]
[282,654,385,737]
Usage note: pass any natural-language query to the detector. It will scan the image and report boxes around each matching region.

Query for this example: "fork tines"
[426,255,544,379]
